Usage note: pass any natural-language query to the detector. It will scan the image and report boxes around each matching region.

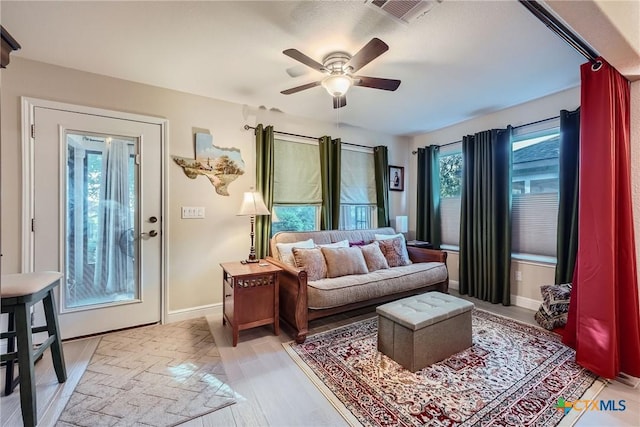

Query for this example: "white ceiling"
[1,0,587,136]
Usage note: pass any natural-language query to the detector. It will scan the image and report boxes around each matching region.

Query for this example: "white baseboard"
[616,372,640,388]
[448,280,541,311]
[510,294,541,311]
[165,303,222,324]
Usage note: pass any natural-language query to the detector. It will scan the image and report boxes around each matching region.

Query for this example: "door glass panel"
[65,132,139,310]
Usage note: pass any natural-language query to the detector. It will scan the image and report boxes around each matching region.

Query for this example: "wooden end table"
[220,260,281,346]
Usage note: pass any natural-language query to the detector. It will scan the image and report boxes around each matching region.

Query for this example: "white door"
[27,101,164,339]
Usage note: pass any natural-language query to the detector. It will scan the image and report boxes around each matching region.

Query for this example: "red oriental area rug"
[284,309,605,427]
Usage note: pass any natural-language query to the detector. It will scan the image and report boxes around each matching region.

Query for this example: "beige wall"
[0,58,409,316]
[444,251,554,307]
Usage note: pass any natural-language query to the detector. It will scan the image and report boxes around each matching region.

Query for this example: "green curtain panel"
[319,136,342,230]
[416,146,441,248]
[254,124,275,259]
[373,145,390,227]
[555,108,580,284]
[459,128,512,305]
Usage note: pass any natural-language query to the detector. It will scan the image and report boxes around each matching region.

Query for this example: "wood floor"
[1,292,639,426]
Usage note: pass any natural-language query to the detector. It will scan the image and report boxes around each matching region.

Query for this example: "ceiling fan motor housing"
[323,52,352,75]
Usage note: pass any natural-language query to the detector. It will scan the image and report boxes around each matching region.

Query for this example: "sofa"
[266,227,449,343]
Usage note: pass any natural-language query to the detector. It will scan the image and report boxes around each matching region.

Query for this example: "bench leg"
[15,304,37,427]
[43,289,66,383]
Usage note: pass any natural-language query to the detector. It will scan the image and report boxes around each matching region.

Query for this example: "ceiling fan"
[280,38,401,109]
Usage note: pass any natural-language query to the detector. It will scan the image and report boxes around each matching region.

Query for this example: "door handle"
[141,230,158,237]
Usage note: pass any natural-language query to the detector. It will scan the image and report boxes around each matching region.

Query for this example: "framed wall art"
[389,165,404,191]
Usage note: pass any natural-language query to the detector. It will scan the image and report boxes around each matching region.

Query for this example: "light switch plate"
[182,206,205,219]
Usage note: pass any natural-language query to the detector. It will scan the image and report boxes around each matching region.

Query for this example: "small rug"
[284,309,605,427]
[57,318,237,426]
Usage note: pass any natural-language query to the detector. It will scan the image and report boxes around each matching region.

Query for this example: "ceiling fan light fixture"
[321,74,353,97]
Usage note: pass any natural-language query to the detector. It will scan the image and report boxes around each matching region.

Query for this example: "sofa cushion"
[292,247,327,281]
[276,238,315,266]
[270,228,397,257]
[307,262,448,309]
[377,236,412,267]
[317,239,349,249]
[321,247,369,278]
[360,241,389,272]
[375,232,405,242]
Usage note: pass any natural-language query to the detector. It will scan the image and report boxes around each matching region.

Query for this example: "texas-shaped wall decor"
[173,132,245,196]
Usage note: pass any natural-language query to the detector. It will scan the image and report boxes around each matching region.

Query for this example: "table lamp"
[395,215,408,235]
[237,191,271,263]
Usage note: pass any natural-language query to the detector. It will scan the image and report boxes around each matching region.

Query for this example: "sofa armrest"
[265,256,309,343]
[407,247,448,264]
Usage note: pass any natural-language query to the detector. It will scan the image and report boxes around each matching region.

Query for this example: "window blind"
[273,139,322,204]
[340,148,376,204]
[512,193,558,257]
[440,196,461,246]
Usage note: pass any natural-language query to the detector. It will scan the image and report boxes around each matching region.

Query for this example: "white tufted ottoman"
[376,292,474,371]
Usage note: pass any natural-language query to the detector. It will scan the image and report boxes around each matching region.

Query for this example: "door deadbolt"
[149,216,158,223]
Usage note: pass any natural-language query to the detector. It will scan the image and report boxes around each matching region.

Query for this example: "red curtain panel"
[563,58,640,379]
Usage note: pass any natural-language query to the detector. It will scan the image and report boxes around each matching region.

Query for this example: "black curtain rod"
[243,125,373,150]
[518,0,602,69]
[513,114,559,130]
[411,114,561,154]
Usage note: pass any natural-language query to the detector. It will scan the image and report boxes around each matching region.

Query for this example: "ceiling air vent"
[367,0,442,24]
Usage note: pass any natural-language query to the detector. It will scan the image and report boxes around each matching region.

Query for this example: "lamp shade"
[395,215,408,233]
[237,191,271,216]
[321,74,353,97]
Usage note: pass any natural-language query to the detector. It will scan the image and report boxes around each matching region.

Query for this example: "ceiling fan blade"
[333,95,347,109]
[280,81,321,95]
[354,76,401,91]
[283,49,327,73]
[344,38,389,73]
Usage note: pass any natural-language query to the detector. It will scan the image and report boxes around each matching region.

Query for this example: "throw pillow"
[540,283,572,315]
[377,236,412,267]
[276,238,315,266]
[292,247,327,281]
[534,283,572,330]
[349,240,367,247]
[321,247,368,278]
[317,239,349,249]
[359,241,389,272]
[374,233,406,243]
[534,306,567,330]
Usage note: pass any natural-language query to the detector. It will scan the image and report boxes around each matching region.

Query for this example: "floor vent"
[367,0,442,24]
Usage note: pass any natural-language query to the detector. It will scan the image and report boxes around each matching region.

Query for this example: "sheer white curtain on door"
[93,139,132,294]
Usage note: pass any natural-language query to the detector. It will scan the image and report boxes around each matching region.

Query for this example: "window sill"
[511,253,556,266]
[438,246,556,266]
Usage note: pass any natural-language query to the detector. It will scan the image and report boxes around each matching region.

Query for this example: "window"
[511,126,560,258]
[271,205,319,234]
[272,139,321,234]
[433,121,560,259]
[340,204,376,230]
[438,145,462,248]
[339,148,377,230]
